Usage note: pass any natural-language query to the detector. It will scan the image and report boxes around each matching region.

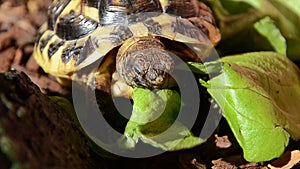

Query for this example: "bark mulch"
[0,0,299,169]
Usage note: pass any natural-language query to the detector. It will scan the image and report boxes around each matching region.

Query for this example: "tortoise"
[34,0,220,97]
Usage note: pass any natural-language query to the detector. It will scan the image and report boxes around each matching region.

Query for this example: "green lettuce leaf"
[122,88,204,151]
[206,0,300,60]
[253,16,286,55]
[199,51,300,162]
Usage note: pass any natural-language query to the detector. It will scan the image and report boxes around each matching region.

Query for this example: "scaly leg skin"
[94,50,133,98]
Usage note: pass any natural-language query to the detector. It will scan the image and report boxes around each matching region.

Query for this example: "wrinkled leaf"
[206,0,300,60]
[200,52,300,162]
[187,61,223,75]
[123,88,204,151]
[253,16,286,55]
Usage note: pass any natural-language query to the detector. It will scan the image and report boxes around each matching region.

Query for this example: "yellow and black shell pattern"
[34,0,220,79]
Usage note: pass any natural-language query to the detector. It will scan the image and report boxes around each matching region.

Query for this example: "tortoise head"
[116,37,175,89]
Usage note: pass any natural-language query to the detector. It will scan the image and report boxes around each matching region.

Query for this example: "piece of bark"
[268,150,300,169]
[25,54,40,72]
[0,70,106,169]
[12,65,69,94]
[0,31,14,50]
[211,158,237,169]
[214,134,232,149]
[0,47,16,72]
[12,47,23,66]
[178,153,207,169]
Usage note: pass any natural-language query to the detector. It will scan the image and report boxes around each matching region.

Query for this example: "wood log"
[0,70,105,169]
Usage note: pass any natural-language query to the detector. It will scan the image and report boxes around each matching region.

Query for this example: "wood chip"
[13,21,36,46]
[12,47,24,65]
[12,65,68,94]
[215,134,232,148]
[0,31,14,50]
[179,153,206,169]
[0,47,15,72]
[0,4,26,26]
[212,158,237,169]
[268,150,300,169]
[25,55,40,72]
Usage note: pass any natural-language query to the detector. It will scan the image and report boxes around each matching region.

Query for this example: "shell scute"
[48,39,65,59]
[47,0,71,31]
[34,0,220,84]
[74,36,96,66]
[38,32,54,54]
[56,10,98,40]
[109,26,134,45]
[142,18,162,35]
[61,40,78,64]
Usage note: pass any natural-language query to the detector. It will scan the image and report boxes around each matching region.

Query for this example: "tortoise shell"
[34,0,220,94]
